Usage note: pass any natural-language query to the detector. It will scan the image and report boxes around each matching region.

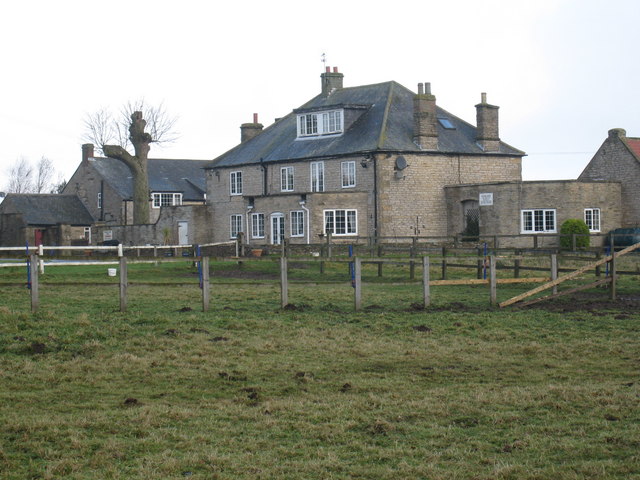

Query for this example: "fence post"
[550,254,558,295]
[441,246,447,280]
[201,256,210,312]
[377,243,383,277]
[30,254,39,313]
[280,256,288,308]
[490,255,497,306]
[422,256,430,307]
[326,233,332,258]
[477,247,483,279]
[571,234,576,251]
[409,237,416,280]
[354,257,362,311]
[514,249,521,278]
[610,249,617,301]
[119,256,128,312]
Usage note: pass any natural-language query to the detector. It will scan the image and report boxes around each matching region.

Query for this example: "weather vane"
[321,52,326,68]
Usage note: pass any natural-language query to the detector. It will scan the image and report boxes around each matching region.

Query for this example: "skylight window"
[438,117,455,129]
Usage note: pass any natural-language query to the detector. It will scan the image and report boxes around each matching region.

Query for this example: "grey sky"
[1,0,638,188]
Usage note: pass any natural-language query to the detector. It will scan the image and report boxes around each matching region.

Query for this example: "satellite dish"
[395,156,407,170]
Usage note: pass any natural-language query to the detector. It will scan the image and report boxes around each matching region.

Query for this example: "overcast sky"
[1,0,639,190]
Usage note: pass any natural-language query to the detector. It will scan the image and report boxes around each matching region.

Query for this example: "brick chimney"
[475,93,500,152]
[82,143,94,163]
[240,113,263,143]
[413,82,438,150]
[321,66,344,96]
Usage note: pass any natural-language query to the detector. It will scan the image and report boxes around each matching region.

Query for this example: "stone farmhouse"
[205,67,526,246]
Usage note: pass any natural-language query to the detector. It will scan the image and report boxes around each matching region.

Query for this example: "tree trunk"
[103,112,152,224]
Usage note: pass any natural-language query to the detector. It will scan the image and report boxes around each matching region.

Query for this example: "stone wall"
[92,205,214,246]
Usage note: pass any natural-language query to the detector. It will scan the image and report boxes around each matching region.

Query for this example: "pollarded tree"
[84,101,178,224]
[102,111,153,225]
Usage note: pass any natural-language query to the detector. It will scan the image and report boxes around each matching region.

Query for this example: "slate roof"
[0,194,94,226]
[208,81,525,169]
[89,158,209,201]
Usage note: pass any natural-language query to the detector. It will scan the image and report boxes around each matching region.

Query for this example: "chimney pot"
[417,83,424,95]
[481,92,487,103]
[425,82,431,95]
[333,66,338,73]
[253,113,258,123]
[326,66,331,73]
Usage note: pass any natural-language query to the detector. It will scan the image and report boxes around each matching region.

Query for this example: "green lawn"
[0,260,639,479]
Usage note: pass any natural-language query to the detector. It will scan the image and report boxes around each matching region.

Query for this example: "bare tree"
[34,156,55,193]
[103,112,153,224]
[84,100,178,155]
[84,101,179,224]
[5,157,34,193]
[4,156,61,194]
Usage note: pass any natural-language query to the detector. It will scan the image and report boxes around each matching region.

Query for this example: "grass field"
[0,259,639,479]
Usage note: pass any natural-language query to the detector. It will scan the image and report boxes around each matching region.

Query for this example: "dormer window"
[297,109,343,138]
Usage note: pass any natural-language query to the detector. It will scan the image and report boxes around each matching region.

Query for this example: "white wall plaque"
[479,193,493,206]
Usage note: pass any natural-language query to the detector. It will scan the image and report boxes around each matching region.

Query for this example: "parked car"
[607,228,640,248]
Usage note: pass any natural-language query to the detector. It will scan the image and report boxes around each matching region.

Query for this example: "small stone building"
[0,194,94,247]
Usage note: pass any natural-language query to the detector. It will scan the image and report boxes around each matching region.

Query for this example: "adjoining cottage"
[205,68,525,245]
[63,144,212,245]
[579,128,640,228]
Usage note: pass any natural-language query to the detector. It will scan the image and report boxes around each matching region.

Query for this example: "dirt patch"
[521,292,640,313]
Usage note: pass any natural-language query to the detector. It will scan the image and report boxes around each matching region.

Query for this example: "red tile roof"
[626,138,640,159]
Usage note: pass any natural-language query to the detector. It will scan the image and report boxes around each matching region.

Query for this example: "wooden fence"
[4,245,631,313]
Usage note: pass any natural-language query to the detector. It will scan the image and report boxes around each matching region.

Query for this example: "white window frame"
[152,192,183,208]
[83,227,91,243]
[584,208,601,233]
[324,209,357,236]
[290,210,305,237]
[230,214,243,239]
[281,166,294,192]
[297,110,343,138]
[230,171,242,196]
[311,161,325,192]
[341,161,356,188]
[97,192,102,209]
[521,209,556,233]
[251,213,265,239]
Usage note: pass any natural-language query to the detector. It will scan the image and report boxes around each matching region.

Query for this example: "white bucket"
[107,268,117,277]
